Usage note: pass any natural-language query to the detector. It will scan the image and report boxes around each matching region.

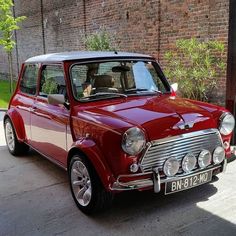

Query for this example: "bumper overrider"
[111,129,227,194]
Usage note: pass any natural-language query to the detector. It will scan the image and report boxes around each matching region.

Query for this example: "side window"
[39,65,66,98]
[20,64,38,95]
[70,65,88,98]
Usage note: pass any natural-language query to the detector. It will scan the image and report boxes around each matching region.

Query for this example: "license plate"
[165,170,212,194]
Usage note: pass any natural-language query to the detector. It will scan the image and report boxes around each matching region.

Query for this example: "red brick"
[0,0,229,105]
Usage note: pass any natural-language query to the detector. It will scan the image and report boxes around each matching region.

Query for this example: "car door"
[30,64,70,166]
[13,64,39,142]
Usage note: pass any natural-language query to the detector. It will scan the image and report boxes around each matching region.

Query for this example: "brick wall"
[159,0,229,105]
[0,0,229,105]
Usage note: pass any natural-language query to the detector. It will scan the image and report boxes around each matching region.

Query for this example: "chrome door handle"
[30,106,37,112]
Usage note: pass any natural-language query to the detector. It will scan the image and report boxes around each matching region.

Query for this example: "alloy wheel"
[70,160,92,206]
[5,121,15,152]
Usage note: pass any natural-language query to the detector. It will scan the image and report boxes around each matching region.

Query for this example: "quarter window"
[20,64,38,95]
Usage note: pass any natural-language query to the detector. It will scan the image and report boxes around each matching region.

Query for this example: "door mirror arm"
[63,102,70,110]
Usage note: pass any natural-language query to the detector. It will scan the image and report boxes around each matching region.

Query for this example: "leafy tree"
[0,0,26,93]
[84,28,117,51]
[164,38,226,102]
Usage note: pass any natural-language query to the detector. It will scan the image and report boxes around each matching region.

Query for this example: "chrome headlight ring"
[219,112,235,135]
[213,146,225,164]
[182,153,197,173]
[122,127,146,156]
[198,149,212,168]
[163,157,180,177]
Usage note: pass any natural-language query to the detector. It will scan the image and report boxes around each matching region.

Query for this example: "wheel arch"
[67,142,115,192]
[4,110,26,142]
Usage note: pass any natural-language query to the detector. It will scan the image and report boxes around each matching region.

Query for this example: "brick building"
[0,0,230,105]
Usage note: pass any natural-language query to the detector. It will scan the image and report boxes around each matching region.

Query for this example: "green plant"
[42,78,58,94]
[0,0,26,93]
[164,38,226,101]
[84,29,116,51]
[0,79,16,108]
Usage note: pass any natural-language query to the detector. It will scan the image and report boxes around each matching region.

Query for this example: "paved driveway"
[0,111,236,236]
[0,111,6,146]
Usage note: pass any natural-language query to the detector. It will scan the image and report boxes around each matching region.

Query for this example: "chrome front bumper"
[110,160,227,193]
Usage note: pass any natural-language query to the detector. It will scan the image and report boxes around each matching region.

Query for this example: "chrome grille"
[140,129,223,173]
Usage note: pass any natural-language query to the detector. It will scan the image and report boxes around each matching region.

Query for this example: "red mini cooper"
[4,51,235,214]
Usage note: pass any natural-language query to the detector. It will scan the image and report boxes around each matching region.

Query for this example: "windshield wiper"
[125,88,162,94]
[80,92,127,101]
[125,88,149,93]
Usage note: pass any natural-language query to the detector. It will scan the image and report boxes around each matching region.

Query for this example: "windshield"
[70,60,169,101]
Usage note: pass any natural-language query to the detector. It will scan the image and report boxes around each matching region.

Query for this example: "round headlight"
[182,153,197,173]
[213,146,225,164]
[163,157,179,177]
[219,112,235,135]
[122,127,146,155]
[198,150,211,168]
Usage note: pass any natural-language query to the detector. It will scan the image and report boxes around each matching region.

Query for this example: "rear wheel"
[69,154,113,214]
[4,118,29,156]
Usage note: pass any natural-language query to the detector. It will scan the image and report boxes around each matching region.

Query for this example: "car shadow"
[95,182,218,217]
[88,180,236,235]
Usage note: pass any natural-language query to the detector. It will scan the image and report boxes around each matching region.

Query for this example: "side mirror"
[47,94,65,105]
[170,83,178,97]
[171,83,178,92]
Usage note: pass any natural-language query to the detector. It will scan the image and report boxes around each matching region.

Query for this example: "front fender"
[69,138,115,191]
[4,108,26,142]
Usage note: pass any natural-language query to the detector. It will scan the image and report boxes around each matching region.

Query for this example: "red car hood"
[77,95,219,141]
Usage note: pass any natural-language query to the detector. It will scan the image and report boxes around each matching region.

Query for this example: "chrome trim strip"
[153,167,161,193]
[139,142,152,172]
[111,179,153,191]
[150,129,221,146]
[222,158,227,172]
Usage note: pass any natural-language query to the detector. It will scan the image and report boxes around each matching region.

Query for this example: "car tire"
[4,118,29,156]
[69,154,114,214]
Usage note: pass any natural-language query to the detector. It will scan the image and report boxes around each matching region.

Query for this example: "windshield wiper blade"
[150,89,163,94]
[125,88,162,94]
[125,88,149,93]
[80,92,127,100]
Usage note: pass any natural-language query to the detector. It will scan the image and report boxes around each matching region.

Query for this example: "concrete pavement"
[0,111,6,146]
[0,111,236,236]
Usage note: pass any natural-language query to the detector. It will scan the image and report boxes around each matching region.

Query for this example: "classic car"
[4,51,235,214]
